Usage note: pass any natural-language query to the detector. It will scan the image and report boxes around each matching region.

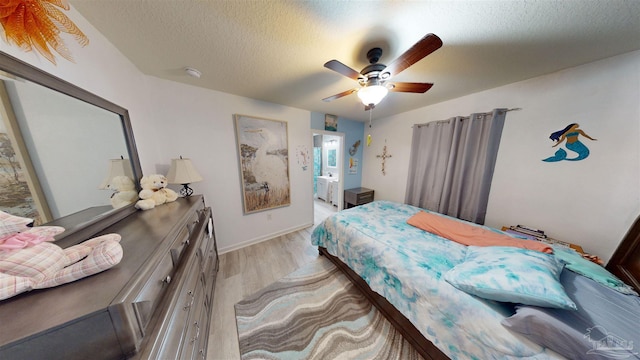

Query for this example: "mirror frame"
[0,51,143,245]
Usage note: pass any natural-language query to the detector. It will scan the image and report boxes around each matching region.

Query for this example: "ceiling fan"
[322,33,443,110]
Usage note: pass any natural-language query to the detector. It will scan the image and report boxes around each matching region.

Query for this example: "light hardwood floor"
[206,199,337,359]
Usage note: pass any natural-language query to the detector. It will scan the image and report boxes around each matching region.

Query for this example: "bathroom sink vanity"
[316,176,339,205]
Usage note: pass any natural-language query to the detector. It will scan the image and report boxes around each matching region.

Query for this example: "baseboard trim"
[218,222,314,254]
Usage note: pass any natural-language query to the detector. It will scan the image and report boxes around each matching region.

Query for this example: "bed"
[311,201,640,360]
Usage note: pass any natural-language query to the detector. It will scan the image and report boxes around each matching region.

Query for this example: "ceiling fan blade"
[389,82,434,93]
[322,88,357,102]
[324,60,361,81]
[383,33,442,78]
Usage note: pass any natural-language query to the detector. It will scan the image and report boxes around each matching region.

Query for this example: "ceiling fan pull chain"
[367,108,373,146]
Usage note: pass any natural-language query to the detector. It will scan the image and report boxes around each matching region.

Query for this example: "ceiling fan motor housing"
[360,63,387,85]
[366,47,383,64]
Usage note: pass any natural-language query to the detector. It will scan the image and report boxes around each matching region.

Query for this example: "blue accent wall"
[311,112,364,190]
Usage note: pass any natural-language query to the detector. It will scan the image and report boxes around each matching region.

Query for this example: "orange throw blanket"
[407,211,553,253]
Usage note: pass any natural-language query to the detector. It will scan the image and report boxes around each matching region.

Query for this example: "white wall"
[0,5,313,253]
[144,76,313,253]
[362,50,640,262]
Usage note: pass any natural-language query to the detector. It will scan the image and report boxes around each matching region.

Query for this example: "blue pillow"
[552,245,638,296]
[444,246,576,310]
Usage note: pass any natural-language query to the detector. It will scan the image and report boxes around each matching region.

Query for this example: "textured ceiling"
[71,0,640,121]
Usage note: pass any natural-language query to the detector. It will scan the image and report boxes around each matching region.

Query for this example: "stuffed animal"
[0,211,123,301]
[108,176,138,209]
[135,174,179,210]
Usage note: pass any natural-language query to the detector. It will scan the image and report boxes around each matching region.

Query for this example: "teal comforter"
[311,201,563,359]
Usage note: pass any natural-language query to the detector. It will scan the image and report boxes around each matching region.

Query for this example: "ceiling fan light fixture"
[322,33,442,107]
[357,84,388,106]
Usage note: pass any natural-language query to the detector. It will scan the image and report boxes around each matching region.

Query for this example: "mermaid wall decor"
[542,123,597,162]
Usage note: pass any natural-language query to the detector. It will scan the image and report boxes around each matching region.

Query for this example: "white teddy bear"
[108,176,138,209]
[135,174,179,210]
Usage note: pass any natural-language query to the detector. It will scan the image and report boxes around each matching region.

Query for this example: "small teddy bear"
[0,211,123,301]
[108,176,138,209]
[135,174,179,210]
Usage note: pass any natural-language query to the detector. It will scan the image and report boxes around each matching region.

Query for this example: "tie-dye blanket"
[311,201,564,360]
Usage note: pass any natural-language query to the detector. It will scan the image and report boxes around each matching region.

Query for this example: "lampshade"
[167,157,203,197]
[357,84,388,106]
[98,158,134,190]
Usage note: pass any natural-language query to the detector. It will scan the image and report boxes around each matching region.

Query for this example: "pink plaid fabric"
[0,211,34,238]
[0,226,65,251]
[38,235,123,288]
[0,273,32,300]
[0,233,122,300]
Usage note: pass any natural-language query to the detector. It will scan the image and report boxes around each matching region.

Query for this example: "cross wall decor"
[376,145,392,175]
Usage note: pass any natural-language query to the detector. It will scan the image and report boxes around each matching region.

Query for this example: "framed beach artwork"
[324,114,337,131]
[234,114,290,214]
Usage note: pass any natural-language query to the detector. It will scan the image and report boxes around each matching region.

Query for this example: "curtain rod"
[414,108,522,128]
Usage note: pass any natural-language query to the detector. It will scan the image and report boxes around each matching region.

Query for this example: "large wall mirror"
[0,52,142,243]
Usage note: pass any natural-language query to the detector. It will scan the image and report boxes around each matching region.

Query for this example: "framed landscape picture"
[234,114,290,214]
[0,84,51,224]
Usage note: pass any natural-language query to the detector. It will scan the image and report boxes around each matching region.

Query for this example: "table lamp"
[98,156,134,190]
[166,156,203,197]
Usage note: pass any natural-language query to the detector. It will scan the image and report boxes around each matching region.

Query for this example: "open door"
[311,130,344,223]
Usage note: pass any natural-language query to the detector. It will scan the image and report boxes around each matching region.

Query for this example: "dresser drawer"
[196,232,210,270]
[195,298,211,360]
[133,253,175,333]
[186,210,201,235]
[356,191,374,204]
[181,285,207,360]
[171,226,191,266]
[151,257,202,360]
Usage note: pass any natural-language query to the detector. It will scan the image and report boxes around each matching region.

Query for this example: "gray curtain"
[404,108,507,224]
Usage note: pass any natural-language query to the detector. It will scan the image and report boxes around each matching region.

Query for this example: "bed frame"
[319,214,640,360]
[606,215,640,294]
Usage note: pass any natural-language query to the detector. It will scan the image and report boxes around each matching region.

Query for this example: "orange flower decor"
[0,0,89,64]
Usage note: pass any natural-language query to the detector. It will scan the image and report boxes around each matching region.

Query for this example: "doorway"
[311,130,344,225]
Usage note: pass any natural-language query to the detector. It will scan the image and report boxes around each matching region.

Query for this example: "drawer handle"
[190,321,200,343]
[183,290,195,311]
[163,275,172,284]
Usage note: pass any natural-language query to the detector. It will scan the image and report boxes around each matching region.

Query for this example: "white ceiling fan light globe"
[357,84,388,106]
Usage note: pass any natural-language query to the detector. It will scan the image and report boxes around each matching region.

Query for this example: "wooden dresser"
[0,195,218,360]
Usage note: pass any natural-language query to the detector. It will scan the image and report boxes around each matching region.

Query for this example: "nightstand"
[344,187,374,209]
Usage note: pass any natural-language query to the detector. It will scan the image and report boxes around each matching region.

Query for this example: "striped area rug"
[235,256,423,360]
